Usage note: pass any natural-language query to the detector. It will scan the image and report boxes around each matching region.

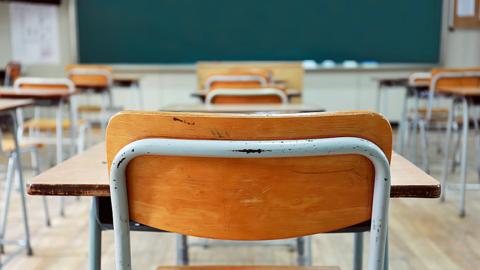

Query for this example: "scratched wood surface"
[105,111,392,239]
[27,119,439,200]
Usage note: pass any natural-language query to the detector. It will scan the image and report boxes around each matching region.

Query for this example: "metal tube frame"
[0,110,33,269]
[109,137,391,270]
[205,75,268,91]
[205,88,288,105]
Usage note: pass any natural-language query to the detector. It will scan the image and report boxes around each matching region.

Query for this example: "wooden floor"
[1,130,480,270]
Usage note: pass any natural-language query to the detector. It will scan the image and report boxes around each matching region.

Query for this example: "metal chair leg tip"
[27,247,33,256]
[459,211,466,218]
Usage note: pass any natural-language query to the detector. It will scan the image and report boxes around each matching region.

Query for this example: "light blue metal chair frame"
[14,77,81,216]
[0,110,32,269]
[108,137,391,270]
[426,71,480,217]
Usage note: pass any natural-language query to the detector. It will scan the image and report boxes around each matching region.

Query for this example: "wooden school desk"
[191,89,302,103]
[436,85,480,217]
[0,98,34,268]
[373,76,431,156]
[112,74,143,109]
[161,103,324,113]
[0,87,79,166]
[27,141,440,270]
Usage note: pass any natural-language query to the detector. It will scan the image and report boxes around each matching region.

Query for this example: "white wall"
[0,0,74,76]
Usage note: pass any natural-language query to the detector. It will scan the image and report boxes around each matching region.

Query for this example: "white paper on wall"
[9,2,60,64]
[457,0,476,17]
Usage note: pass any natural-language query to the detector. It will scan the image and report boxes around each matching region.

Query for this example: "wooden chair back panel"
[432,67,480,89]
[66,65,112,88]
[210,95,283,104]
[106,111,392,240]
[197,61,304,92]
[17,83,69,91]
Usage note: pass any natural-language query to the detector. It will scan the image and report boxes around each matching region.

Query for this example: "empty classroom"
[0,1,479,270]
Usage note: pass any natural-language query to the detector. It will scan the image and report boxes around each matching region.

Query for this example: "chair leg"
[176,234,189,265]
[0,154,16,254]
[353,232,363,270]
[31,148,51,227]
[440,100,456,203]
[459,97,470,217]
[419,120,430,173]
[296,237,305,266]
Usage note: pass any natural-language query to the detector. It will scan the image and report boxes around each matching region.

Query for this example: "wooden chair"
[66,65,114,132]
[204,69,288,104]
[106,111,392,270]
[14,77,89,153]
[424,67,480,211]
[0,125,51,248]
[4,62,21,86]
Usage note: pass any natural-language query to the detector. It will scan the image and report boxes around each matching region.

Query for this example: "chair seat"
[78,105,102,113]
[157,267,339,270]
[2,138,43,152]
[24,118,88,131]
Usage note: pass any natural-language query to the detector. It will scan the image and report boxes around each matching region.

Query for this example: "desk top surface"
[373,77,430,88]
[0,98,34,111]
[0,87,76,99]
[160,103,325,113]
[27,142,440,198]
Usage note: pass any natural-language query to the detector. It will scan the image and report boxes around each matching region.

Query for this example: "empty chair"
[106,111,392,270]
[14,77,89,154]
[66,65,114,132]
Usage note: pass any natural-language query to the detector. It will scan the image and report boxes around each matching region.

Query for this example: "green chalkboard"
[76,0,442,64]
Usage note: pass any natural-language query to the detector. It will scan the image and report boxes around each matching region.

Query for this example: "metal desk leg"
[296,237,305,266]
[89,198,102,270]
[10,110,33,255]
[0,153,16,254]
[353,232,363,270]
[56,100,66,216]
[376,84,382,113]
[133,81,143,110]
[459,97,469,217]
[176,234,188,265]
[384,232,389,270]
[410,93,420,163]
[397,89,409,155]
[440,99,456,202]
[69,97,78,156]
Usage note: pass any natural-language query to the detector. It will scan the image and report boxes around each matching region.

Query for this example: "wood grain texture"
[432,67,480,92]
[26,142,440,198]
[104,111,392,239]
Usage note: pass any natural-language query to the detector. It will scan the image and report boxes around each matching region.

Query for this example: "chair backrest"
[205,71,271,91]
[14,77,75,93]
[106,111,392,240]
[197,61,304,91]
[66,64,112,89]
[426,67,480,120]
[206,88,288,104]
[431,67,480,89]
[4,62,21,86]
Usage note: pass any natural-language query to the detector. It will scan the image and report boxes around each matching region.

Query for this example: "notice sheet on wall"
[9,3,60,64]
